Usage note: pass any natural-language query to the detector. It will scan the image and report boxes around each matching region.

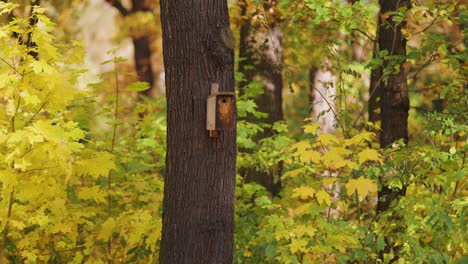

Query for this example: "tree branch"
[105,0,129,16]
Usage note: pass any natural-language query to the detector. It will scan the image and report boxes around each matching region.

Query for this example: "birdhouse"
[207,83,235,137]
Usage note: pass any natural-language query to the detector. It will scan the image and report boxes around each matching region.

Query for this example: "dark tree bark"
[374,0,410,261]
[238,0,283,196]
[159,1,236,263]
[106,0,155,97]
[308,67,318,115]
[376,0,410,214]
[27,0,40,59]
[132,36,153,97]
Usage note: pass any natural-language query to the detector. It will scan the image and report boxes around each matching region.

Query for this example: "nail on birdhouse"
[207,83,235,137]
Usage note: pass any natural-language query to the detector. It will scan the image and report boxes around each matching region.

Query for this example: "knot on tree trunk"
[205,25,234,71]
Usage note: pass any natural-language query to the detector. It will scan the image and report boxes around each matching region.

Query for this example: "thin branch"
[353,28,377,43]
[24,95,49,126]
[0,57,20,75]
[412,14,440,36]
[105,0,130,16]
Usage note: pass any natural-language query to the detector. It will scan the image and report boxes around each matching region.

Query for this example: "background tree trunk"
[159,1,236,263]
[132,37,153,97]
[310,67,336,134]
[238,0,283,196]
[106,0,155,97]
[131,0,154,97]
[375,0,410,261]
[377,0,410,150]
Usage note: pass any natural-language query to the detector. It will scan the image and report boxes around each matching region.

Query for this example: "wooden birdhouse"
[207,83,235,137]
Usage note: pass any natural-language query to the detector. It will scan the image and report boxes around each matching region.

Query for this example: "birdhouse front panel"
[216,95,235,131]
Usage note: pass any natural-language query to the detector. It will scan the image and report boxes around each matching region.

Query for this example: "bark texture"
[375,1,410,261]
[159,1,236,263]
[377,0,410,150]
[238,0,283,196]
[132,36,153,97]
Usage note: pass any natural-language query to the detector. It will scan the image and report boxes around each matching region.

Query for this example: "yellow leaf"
[291,140,312,153]
[344,131,375,146]
[0,168,17,188]
[299,150,321,164]
[316,133,339,145]
[294,202,314,215]
[30,60,56,74]
[293,225,316,238]
[345,177,377,198]
[322,151,347,168]
[357,148,383,165]
[316,190,331,206]
[322,178,337,186]
[97,217,116,241]
[78,186,107,204]
[76,152,115,178]
[303,123,321,135]
[30,120,68,143]
[50,222,72,234]
[292,186,316,200]
[283,167,308,179]
[289,238,308,254]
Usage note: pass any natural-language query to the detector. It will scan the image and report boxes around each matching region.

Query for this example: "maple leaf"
[293,225,317,238]
[292,186,316,199]
[299,150,322,164]
[345,177,377,198]
[76,152,115,178]
[316,190,331,206]
[316,133,339,145]
[289,238,308,254]
[357,148,383,164]
[303,123,321,135]
[97,217,116,241]
[292,140,312,153]
[344,131,375,146]
[283,167,308,179]
[78,186,107,204]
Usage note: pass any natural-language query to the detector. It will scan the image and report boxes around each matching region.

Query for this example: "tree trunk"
[375,0,410,261]
[106,0,155,97]
[310,67,336,134]
[238,0,283,196]
[377,0,410,150]
[376,0,410,214]
[132,37,154,97]
[159,1,236,263]
[131,0,154,97]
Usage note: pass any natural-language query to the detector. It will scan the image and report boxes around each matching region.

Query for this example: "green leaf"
[376,236,386,251]
[125,82,150,92]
